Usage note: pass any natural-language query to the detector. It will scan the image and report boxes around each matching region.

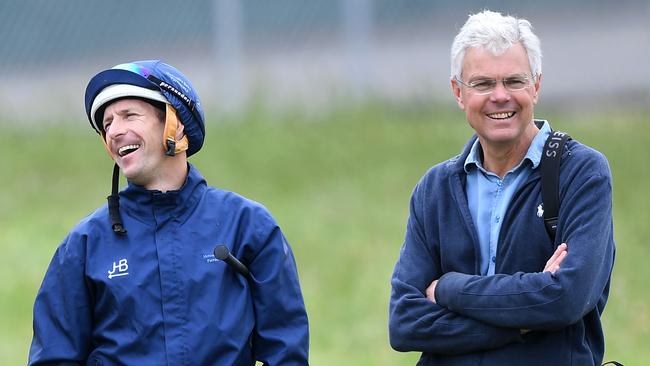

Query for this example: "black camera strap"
[540,128,571,242]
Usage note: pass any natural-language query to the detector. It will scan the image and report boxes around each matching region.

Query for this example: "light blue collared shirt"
[464,120,551,275]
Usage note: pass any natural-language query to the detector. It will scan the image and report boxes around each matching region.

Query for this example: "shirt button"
[495,216,501,223]
[491,256,496,263]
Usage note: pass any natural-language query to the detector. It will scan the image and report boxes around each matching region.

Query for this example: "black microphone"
[214,245,250,278]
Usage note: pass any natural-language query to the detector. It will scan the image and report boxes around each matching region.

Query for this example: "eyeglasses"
[454,74,536,95]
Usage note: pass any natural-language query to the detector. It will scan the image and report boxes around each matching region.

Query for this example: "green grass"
[1,101,647,365]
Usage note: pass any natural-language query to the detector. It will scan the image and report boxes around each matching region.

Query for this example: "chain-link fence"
[1,0,648,121]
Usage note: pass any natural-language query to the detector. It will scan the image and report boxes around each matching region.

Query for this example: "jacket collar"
[119,163,207,222]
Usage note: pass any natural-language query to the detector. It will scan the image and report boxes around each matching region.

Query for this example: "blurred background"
[2,0,649,120]
[1,0,649,364]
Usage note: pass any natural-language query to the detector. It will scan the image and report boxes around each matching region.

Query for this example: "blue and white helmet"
[84,60,205,156]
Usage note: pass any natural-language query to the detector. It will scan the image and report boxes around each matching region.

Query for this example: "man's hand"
[543,243,568,274]
[425,279,438,303]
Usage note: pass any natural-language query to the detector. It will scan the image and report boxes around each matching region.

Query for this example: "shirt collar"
[526,119,551,169]
[464,138,484,173]
[464,119,552,173]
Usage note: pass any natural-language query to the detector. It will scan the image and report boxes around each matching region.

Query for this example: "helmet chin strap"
[108,163,127,234]
[163,103,188,156]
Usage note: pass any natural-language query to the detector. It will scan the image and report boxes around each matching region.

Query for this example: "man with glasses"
[389,10,615,365]
[29,60,309,365]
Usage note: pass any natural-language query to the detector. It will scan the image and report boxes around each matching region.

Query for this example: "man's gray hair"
[450,10,542,79]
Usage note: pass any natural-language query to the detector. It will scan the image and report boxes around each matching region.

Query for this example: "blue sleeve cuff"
[435,271,471,310]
